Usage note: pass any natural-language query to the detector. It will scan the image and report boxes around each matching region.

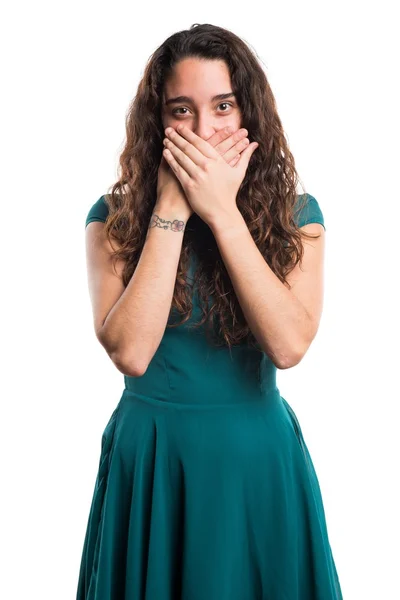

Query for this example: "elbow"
[275,343,309,370]
[97,328,149,377]
[111,351,148,378]
[276,353,302,370]
[276,325,317,369]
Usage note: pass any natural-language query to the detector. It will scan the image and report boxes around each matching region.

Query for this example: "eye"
[171,102,234,116]
[218,102,233,112]
[172,107,189,116]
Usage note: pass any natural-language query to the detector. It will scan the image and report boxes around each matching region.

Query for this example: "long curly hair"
[103,23,321,351]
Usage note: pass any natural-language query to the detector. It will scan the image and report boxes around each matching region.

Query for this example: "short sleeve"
[294,193,325,230]
[85,195,109,228]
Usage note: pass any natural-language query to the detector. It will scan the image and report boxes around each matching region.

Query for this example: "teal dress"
[77,194,343,599]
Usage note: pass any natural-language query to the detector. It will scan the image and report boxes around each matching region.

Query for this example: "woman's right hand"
[156,126,250,221]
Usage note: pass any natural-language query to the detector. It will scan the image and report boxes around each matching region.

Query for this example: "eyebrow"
[164,92,236,106]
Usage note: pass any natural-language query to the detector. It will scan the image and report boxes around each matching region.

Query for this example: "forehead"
[163,58,232,101]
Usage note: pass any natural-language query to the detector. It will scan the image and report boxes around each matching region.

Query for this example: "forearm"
[99,203,187,375]
[210,210,314,369]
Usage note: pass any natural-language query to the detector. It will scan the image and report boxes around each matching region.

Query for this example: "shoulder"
[85,194,110,228]
[294,193,325,230]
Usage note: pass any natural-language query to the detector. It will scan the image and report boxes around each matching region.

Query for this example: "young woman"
[77,23,343,600]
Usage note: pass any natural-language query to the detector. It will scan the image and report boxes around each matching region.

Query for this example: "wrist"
[153,199,191,223]
[208,208,246,237]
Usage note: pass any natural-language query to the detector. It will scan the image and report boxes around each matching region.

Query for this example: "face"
[161,57,242,141]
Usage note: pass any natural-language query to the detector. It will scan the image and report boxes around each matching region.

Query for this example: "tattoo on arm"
[149,213,185,232]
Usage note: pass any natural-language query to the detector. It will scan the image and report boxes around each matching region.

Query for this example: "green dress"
[77,194,343,599]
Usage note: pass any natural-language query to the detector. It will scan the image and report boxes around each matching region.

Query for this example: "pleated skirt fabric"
[76,387,343,600]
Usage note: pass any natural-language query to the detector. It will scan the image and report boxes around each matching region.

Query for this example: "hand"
[162,124,259,227]
[157,126,253,221]
[156,154,191,220]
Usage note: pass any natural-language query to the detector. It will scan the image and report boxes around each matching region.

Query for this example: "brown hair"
[103,23,320,350]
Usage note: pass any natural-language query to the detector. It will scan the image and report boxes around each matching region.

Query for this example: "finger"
[162,147,192,187]
[206,126,236,148]
[228,154,241,167]
[163,137,203,179]
[205,127,249,168]
[234,142,259,171]
[223,137,250,164]
[214,128,248,158]
[164,128,211,170]
[169,125,218,160]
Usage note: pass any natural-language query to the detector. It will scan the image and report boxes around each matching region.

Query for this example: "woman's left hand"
[162,124,259,228]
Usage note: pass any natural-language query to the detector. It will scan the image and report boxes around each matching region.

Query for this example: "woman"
[77,23,343,600]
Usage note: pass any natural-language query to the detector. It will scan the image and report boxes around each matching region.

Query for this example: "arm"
[210,211,325,369]
[85,202,188,377]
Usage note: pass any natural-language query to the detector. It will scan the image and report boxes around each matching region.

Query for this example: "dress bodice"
[123,251,278,405]
[85,192,325,405]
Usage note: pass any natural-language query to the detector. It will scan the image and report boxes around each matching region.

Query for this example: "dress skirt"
[76,387,343,600]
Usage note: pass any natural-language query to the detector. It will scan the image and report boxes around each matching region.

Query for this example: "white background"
[1,1,399,598]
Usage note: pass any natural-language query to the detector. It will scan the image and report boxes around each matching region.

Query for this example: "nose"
[193,117,220,141]
[194,127,216,141]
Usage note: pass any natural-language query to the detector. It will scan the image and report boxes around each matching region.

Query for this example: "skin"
[161,57,243,141]
[158,57,258,223]
[158,57,325,367]
[85,58,254,376]
[86,57,325,373]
